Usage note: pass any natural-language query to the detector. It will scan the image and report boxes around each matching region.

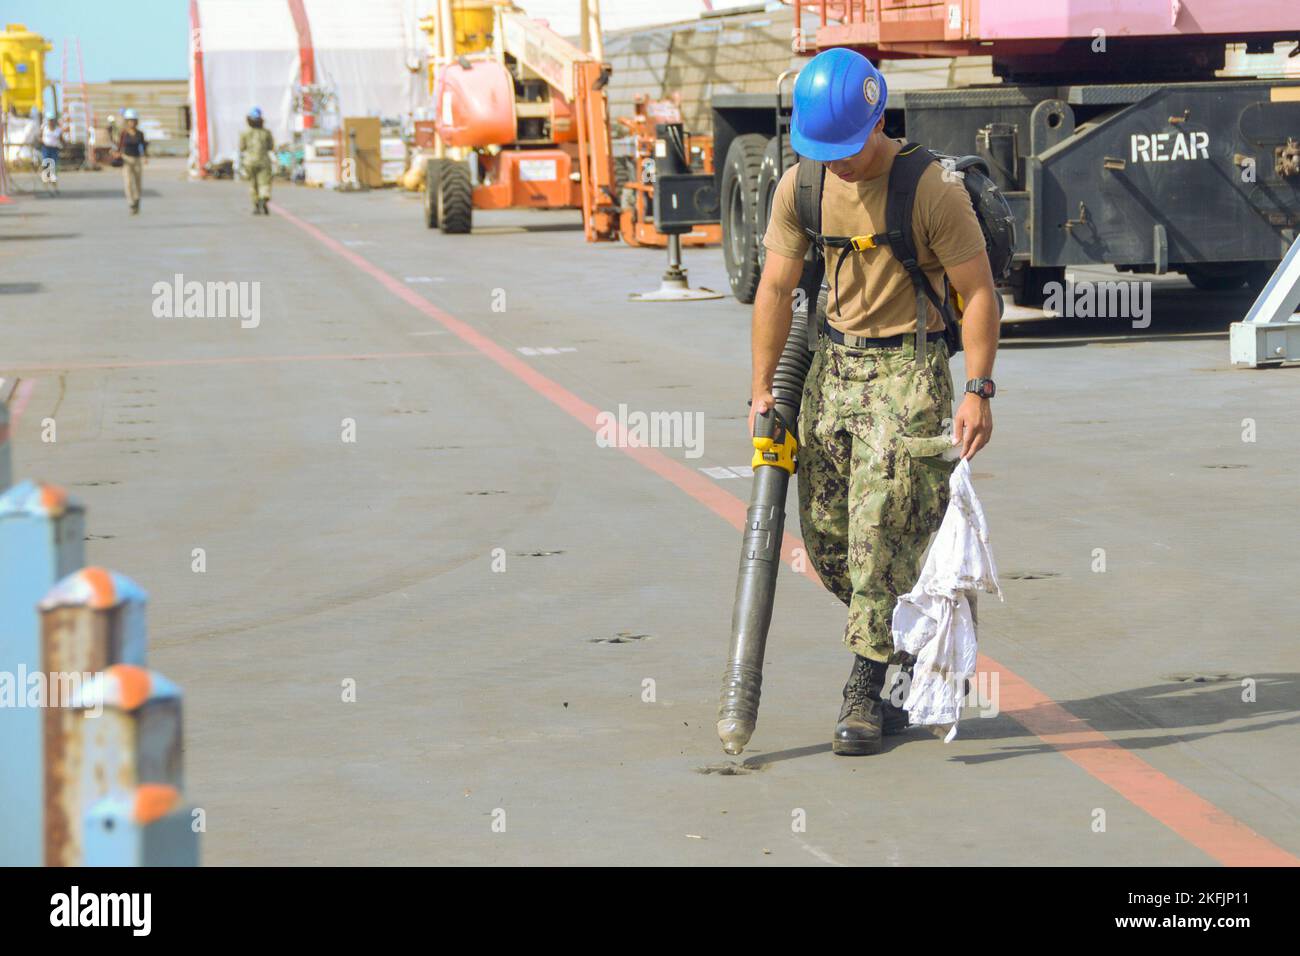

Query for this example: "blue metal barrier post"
[40,570,149,865]
[83,787,200,867]
[0,481,85,866]
[53,664,196,866]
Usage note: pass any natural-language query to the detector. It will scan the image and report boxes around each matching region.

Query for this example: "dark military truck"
[712,31,1300,308]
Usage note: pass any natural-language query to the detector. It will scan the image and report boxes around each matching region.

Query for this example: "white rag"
[891,456,1002,741]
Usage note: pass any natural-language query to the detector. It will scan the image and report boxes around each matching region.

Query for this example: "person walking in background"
[115,108,148,214]
[104,113,119,158]
[39,110,64,195]
[239,107,274,215]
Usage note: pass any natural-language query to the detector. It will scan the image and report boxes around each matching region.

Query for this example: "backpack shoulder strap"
[794,158,825,241]
[883,143,932,274]
[794,159,827,350]
[884,143,957,359]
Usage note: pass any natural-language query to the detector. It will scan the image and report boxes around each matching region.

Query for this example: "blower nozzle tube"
[716,307,813,755]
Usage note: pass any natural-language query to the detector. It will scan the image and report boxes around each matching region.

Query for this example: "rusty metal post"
[0,480,85,865]
[82,785,199,866]
[40,569,149,865]
[47,663,184,866]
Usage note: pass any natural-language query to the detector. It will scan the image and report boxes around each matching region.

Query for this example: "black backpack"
[794,142,1014,355]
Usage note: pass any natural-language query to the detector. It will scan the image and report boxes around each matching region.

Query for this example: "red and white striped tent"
[188,0,426,174]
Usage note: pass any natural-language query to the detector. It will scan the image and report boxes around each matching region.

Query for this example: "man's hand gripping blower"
[716,307,814,755]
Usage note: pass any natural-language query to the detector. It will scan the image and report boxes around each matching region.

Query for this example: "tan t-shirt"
[763,139,987,338]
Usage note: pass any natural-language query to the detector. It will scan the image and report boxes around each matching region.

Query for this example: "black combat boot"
[833,655,889,755]
[882,664,911,735]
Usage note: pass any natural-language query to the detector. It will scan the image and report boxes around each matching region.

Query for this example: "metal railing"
[792,0,882,29]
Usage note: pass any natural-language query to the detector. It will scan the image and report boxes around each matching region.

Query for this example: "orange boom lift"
[419,0,618,241]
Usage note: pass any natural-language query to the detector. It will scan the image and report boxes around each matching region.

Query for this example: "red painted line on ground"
[273,200,1298,867]
[4,351,479,372]
[9,378,35,427]
[989,663,1295,866]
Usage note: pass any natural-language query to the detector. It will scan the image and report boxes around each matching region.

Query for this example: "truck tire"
[423,158,448,229]
[1185,264,1246,291]
[721,133,768,303]
[1010,264,1066,308]
[756,135,794,272]
[437,161,473,235]
[1244,261,1278,295]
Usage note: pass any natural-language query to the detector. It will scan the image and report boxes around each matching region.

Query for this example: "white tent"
[189,0,426,173]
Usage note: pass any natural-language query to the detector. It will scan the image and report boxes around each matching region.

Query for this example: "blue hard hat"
[122,108,138,120]
[790,48,888,162]
[248,107,263,120]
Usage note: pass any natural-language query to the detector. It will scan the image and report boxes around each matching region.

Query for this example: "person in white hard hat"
[114,108,148,214]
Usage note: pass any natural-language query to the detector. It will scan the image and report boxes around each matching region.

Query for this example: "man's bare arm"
[945,251,999,459]
[750,250,806,433]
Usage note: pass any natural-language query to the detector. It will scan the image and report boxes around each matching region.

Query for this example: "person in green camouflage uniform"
[239,107,275,215]
[751,48,999,756]
[797,338,956,664]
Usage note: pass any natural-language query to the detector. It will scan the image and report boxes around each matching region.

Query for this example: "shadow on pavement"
[1001,284,1256,347]
[0,233,81,242]
[950,673,1300,764]
[31,188,163,201]
[741,743,831,768]
[732,674,1299,768]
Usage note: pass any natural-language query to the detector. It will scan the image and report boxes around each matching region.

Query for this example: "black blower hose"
[715,294,817,754]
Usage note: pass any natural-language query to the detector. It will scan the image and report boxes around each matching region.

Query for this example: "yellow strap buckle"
[849,235,878,252]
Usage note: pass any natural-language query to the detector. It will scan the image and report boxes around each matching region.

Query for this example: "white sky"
[517,0,770,36]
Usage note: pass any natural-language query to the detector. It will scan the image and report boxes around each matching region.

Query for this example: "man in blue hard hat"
[750,47,1001,756]
[239,107,275,215]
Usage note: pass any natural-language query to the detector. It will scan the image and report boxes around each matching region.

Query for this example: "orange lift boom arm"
[497,11,618,241]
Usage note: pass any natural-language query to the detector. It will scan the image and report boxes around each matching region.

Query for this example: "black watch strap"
[965,378,996,399]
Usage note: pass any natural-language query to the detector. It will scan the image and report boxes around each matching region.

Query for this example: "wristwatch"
[965,378,996,399]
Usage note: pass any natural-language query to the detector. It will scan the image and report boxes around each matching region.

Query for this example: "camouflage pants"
[247,163,272,202]
[797,338,957,663]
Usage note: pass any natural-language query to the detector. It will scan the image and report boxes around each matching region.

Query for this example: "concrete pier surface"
[3,159,1297,865]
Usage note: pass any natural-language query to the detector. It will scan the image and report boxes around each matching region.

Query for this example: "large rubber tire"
[721,133,768,303]
[423,158,448,229]
[1185,265,1246,292]
[1009,264,1066,308]
[1244,260,1278,296]
[756,134,794,273]
[437,161,473,235]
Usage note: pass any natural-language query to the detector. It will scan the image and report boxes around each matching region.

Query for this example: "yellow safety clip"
[849,235,879,252]
[752,431,797,475]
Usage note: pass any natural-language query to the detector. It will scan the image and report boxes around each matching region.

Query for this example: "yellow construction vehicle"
[1,24,53,117]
